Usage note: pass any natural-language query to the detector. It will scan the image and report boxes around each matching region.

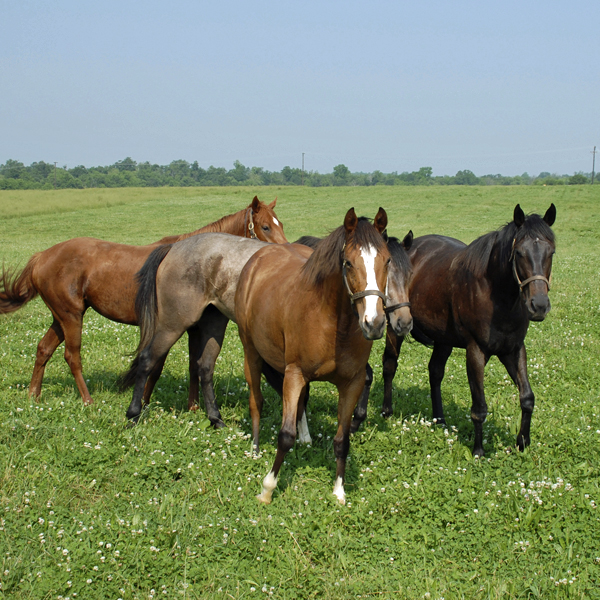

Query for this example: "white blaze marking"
[273,217,279,226]
[297,412,312,444]
[332,476,346,504]
[360,245,381,325]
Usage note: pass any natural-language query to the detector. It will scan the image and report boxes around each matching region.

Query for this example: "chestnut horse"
[262,230,414,435]
[0,197,287,404]
[235,208,390,504]
[380,204,556,457]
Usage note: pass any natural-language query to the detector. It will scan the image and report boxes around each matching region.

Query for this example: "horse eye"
[345,260,353,269]
[262,225,270,232]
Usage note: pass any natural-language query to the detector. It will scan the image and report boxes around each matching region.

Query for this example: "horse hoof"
[516,435,529,452]
[256,492,272,504]
[212,418,226,429]
[432,417,446,426]
[349,419,362,434]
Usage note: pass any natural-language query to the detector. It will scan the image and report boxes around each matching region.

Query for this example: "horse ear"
[251,196,261,212]
[543,203,556,226]
[402,230,414,251]
[513,204,525,227]
[373,207,388,233]
[344,208,358,234]
[268,197,277,209]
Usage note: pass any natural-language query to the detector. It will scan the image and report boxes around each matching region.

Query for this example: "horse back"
[408,235,470,346]
[30,237,160,324]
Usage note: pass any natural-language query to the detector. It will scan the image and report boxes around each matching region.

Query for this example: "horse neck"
[176,210,248,241]
[487,241,520,303]
[319,271,357,329]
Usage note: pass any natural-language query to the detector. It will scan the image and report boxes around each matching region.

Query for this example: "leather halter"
[342,259,388,307]
[509,238,551,292]
[245,208,257,239]
[385,301,411,314]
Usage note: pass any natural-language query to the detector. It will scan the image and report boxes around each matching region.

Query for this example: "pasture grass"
[0,185,599,599]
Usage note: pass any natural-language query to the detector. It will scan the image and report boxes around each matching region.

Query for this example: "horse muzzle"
[360,311,387,340]
[528,293,551,321]
[386,302,413,337]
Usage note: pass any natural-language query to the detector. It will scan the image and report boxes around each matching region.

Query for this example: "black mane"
[457,213,555,278]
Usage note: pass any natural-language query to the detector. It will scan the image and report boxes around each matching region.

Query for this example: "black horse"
[380,204,556,456]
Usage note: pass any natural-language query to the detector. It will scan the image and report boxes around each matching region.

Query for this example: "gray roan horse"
[377,204,556,457]
[121,233,270,425]
[121,221,414,436]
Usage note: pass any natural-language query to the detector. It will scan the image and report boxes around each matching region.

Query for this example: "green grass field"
[0,185,599,599]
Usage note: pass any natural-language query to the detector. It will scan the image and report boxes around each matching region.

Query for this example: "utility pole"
[592,146,597,185]
[301,153,305,186]
[54,162,57,189]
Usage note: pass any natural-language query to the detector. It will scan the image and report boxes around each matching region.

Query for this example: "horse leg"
[498,345,534,452]
[60,313,95,405]
[350,363,373,433]
[29,319,64,399]
[190,308,229,427]
[381,328,404,418]
[126,329,182,423]
[141,355,167,407]
[257,365,305,504]
[242,342,265,454]
[465,344,489,457]
[428,343,453,425]
[332,376,366,505]
[296,385,311,444]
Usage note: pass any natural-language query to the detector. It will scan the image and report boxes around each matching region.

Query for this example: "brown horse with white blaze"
[235,207,390,504]
[0,196,287,404]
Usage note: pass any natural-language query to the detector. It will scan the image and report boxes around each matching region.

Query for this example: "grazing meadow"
[0,185,599,599]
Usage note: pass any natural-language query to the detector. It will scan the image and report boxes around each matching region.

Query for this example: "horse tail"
[0,254,41,314]
[118,243,174,390]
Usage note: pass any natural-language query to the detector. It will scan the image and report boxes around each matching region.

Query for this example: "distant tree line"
[0,158,595,190]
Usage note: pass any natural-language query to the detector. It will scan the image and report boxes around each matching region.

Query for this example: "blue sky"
[2,0,598,176]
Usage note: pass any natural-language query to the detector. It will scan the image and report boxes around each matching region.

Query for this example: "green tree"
[454,169,479,185]
[333,164,350,185]
[569,173,588,185]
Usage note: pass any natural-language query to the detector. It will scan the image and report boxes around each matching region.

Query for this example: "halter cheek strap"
[342,260,388,306]
[509,238,551,292]
[245,208,257,239]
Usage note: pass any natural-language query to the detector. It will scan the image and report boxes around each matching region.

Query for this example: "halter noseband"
[509,238,551,292]
[342,258,396,309]
[385,301,411,314]
[245,208,257,239]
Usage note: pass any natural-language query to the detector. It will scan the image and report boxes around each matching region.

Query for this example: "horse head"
[342,207,390,340]
[249,196,288,244]
[385,230,414,337]
[512,203,556,321]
